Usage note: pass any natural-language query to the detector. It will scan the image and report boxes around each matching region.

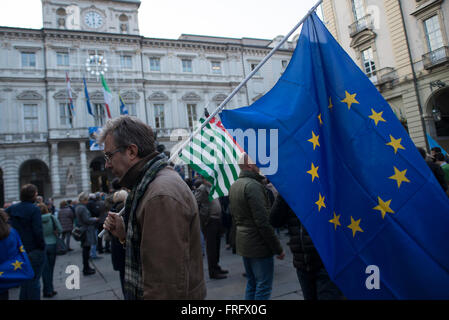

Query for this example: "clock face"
[84,11,103,29]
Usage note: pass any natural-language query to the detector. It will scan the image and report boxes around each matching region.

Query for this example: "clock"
[84,11,103,29]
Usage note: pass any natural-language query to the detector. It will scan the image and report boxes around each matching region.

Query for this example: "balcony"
[423,46,449,70]
[376,67,398,84]
[0,132,48,144]
[349,14,374,38]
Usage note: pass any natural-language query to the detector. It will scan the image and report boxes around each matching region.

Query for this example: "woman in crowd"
[57,200,74,251]
[39,203,62,298]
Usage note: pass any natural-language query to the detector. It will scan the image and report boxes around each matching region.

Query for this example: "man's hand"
[276,251,286,260]
[103,212,126,242]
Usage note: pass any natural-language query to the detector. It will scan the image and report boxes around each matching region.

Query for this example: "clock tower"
[41,0,141,35]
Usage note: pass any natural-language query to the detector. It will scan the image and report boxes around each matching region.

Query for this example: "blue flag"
[83,77,94,117]
[427,134,447,155]
[0,228,34,290]
[220,13,449,299]
[119,94,129,115]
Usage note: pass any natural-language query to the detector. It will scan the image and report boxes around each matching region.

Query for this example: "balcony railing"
[349,14,374,37]
[0,132,48,144]
[423,46,449,69]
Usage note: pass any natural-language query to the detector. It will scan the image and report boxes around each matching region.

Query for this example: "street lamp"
[430,80,446,122]
[85,54,108,80]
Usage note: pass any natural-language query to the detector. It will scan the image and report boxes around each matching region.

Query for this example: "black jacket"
[426,160,448,192]
[270,195,323,272]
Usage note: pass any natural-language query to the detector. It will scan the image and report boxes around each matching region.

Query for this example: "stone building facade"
[322,0,449,150]
[0,0,295,204]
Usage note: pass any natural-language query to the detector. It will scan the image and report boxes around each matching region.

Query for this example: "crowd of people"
[1,115,448,301]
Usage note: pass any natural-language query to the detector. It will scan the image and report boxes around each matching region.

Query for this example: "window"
[424,15,444,53]
[21,52,36,67]
[120,55,132,69]
[127,103,137,116]
[182,59,192,73]
[23,104,38,132]
[150,57,161,71]
[187,104,197,128]
[352,0,365,21]
[59,103,72,126]
[361,48,376,76]
[57,52,69,66]
[250,62,261,76]
[154,104,165,129]
[211,61,222,74]
[94,103,107,127]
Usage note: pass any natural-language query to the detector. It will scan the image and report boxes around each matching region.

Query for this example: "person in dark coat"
[57,200,74,251]
[110,189,128,297]
[5,184,46,300]
[75,192,98,276]
[270,195,344,300]
[417,147,448,192]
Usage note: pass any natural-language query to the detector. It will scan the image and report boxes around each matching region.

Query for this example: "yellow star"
[341,91,359,110]
[318,113,323,125]
[315,193,326,212]
[0,272,3,277]
[19,245,25,253]
[373,197,395,219]
[347,216,364,237]
[369,109,386,126]
[386,135,405,154]
[329,212,341,230]
[11,260,23,271]
[328,97,333,110]
[389,167,410,188]
[307,163,319,182]
[307,131,320,150]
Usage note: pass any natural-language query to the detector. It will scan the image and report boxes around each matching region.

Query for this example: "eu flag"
[220,13,449,299]
[119,95,129,115]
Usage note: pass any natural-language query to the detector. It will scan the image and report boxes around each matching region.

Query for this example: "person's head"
[89,193,96,201]
[434,152,446,163]
[0,209,10,240]
[60,200,67,209]
[36,195,43,203]
[97,116,156,179]
[37,203,49,215]
[238,153,260,174]
[78,191,90,204]
[113,190,128,204]
[431,147,442,157]
[67,199,73,205]
[20,184,38,202]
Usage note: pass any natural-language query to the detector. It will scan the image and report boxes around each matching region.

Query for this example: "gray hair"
[97,116,156,158]
[113,190,128,203]
[78,191,89,202]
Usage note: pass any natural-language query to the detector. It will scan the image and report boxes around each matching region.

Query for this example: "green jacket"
[229,170,282,258]
[41,213,63,245]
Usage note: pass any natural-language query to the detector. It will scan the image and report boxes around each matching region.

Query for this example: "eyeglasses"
[104,147,124,163]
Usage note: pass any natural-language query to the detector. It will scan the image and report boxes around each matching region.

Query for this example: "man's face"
[104,134,132,179]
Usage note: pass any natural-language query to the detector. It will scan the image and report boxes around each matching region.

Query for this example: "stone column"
[79,141,90,192]
[50,143,61,196]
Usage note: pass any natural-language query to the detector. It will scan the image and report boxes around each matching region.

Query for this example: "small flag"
[427,134,447,155]
[65,72,75,116]
[100,74,112,119]
[119,94,129,115]
[83,77,94,117]
[179,117,244,200]
[89,127,104,151]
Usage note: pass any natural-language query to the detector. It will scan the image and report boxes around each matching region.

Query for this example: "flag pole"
[168,0,323,162]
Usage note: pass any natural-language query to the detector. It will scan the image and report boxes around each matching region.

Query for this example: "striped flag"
[65,72,75,116]
[179,117,244,200]
[100,74,112,119]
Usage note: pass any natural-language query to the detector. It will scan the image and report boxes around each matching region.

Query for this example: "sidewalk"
[10,232,304,300]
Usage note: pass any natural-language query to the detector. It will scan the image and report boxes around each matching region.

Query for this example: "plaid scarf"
[123,153,168,300]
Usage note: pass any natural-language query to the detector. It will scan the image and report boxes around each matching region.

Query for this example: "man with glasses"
[101,116,206,300]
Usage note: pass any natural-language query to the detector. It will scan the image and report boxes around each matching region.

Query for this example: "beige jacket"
[120,154,206,299]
